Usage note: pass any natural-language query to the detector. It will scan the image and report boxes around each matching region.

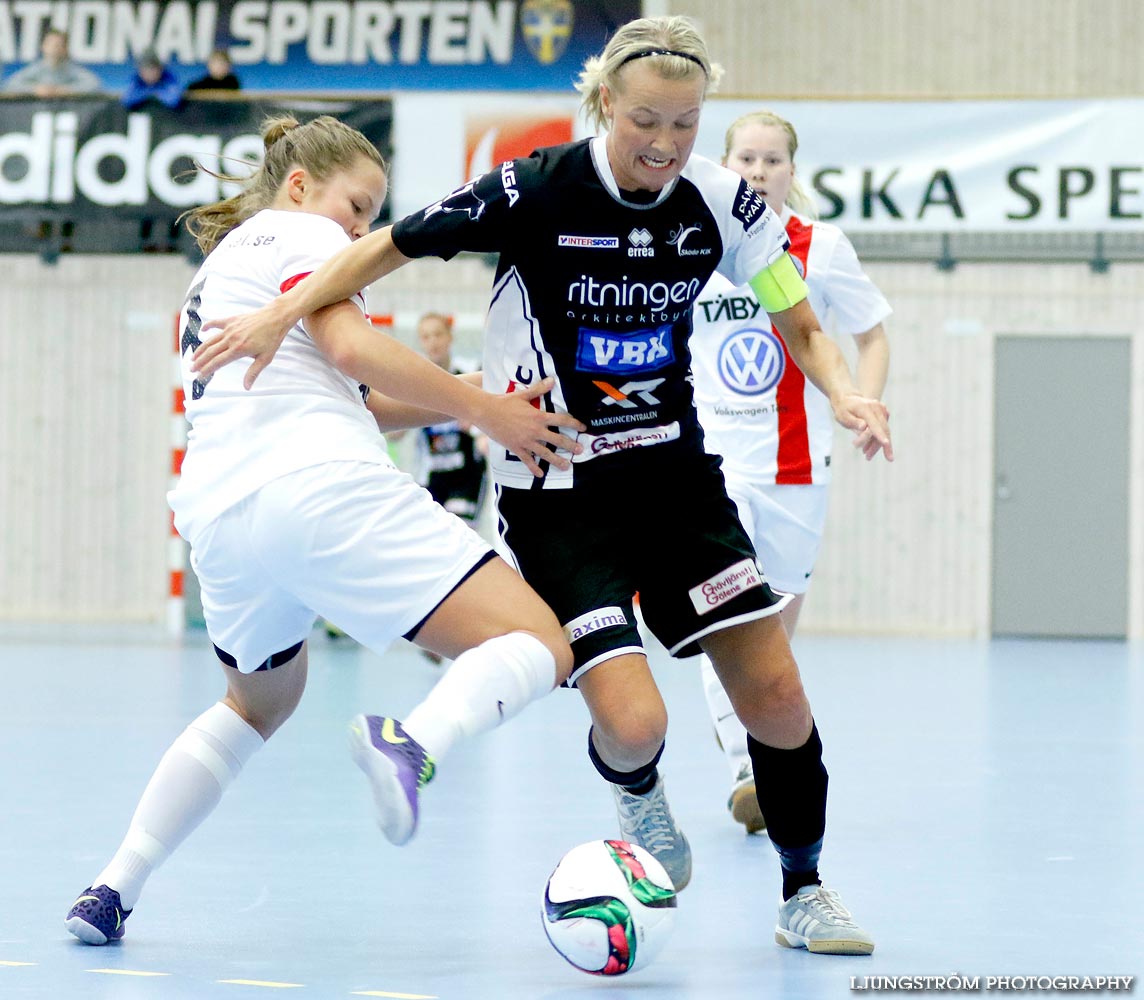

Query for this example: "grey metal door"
[992,335,1130,638]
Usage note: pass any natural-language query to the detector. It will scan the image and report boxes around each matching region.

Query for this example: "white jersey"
[169,209,391,542]
[690,210,891,486]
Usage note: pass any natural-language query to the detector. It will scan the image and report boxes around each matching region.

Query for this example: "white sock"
[699,654,752,781]
[402,632,556,761]
[92,702,264,910]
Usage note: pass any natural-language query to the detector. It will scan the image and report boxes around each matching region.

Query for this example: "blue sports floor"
[2,626,1141,999]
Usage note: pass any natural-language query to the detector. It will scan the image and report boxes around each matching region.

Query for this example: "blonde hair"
[183,115,386,254]
[417,311,454,333]
[724,109,818,219]
[576,16,723,133]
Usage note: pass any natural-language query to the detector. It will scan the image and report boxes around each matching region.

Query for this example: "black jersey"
[418,418,484,480]
[392,136,792,490]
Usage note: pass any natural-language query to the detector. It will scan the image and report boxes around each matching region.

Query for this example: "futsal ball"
[542,839,677,975]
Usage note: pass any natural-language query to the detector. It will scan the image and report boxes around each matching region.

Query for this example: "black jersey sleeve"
[392,157,534,261]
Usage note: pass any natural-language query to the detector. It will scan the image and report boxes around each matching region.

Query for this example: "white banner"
[392,95,1144,232]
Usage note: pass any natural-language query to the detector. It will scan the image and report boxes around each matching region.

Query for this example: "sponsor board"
[0,96,392,226]
[0,0,640,91]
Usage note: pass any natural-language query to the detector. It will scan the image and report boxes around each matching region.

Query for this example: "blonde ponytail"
[183,115,386,255]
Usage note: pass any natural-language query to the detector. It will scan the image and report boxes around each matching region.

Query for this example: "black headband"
[618,47,707,74]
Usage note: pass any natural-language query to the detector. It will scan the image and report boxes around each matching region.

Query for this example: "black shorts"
[496,445,788,683]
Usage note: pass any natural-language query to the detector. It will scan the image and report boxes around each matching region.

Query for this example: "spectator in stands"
[122,48,184,110]
[186,49,241,92]
[2,28,102,96]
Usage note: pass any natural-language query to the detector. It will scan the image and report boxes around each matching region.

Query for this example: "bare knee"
[224,692,298,740]
[532,626,574,685]
[592,700,668,768]
[737,670,812,747]
[220,647,308,739]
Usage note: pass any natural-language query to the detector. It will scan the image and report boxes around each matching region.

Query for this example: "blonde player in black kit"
[193,17,892,956]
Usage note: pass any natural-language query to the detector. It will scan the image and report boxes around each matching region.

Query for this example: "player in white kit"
[690,110,892,833]
[64,114,583,946]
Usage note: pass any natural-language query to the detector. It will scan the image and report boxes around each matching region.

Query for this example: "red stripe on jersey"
[773,216,815,485]
[281,272,366,310]
[280,272,312,293]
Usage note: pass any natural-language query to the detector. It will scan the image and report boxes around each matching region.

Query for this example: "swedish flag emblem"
[520,0,574,65]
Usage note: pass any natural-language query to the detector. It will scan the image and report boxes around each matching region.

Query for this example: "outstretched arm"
[770,298,893,462]
[752,255,892,462]
[192,225,411,388]
[853,322,890,400]
[366,372,483,432]
[308,302,583,477]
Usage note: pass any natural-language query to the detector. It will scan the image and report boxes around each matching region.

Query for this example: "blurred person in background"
[122,48,184,110]
[690,109,891,835]
[2,28,101,96]
[187,48,242,92]
[412,312,489,526]
[402,311,490,664]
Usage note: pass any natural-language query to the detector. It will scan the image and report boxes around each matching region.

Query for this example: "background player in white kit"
[690,110,892,833]
[64,115,583,946]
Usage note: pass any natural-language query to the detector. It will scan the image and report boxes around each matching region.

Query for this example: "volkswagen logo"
[717,328,785,395]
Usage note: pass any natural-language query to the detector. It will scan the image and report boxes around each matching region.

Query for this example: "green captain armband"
[748,253,809,313]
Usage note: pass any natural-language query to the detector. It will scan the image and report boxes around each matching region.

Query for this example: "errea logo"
[628,227,654,257]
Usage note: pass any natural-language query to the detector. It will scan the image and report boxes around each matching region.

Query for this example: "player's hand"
[193,300,296,389]
[478,378,585,478]
[833,393,893,462]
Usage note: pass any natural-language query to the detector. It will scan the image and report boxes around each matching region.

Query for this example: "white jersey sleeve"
[816,224,892,335]
[679,154,792,287]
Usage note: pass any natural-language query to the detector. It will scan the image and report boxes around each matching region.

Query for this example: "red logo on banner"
[464,115,574,181]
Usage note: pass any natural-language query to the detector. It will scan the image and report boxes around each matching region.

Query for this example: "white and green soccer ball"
[542,839,678,975]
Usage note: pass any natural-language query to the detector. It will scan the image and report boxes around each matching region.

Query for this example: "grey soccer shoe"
[775,884,875,955]
[612,775,693,891]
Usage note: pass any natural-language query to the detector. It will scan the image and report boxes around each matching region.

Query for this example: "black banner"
[0,94,392,255]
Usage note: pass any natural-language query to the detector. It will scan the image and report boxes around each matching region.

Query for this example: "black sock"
[587,726,663,794]
[782,868,822,901]
[748,722,828,898]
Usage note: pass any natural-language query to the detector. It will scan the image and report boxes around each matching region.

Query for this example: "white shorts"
[188,461,493,672]
[723,480,829,595]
